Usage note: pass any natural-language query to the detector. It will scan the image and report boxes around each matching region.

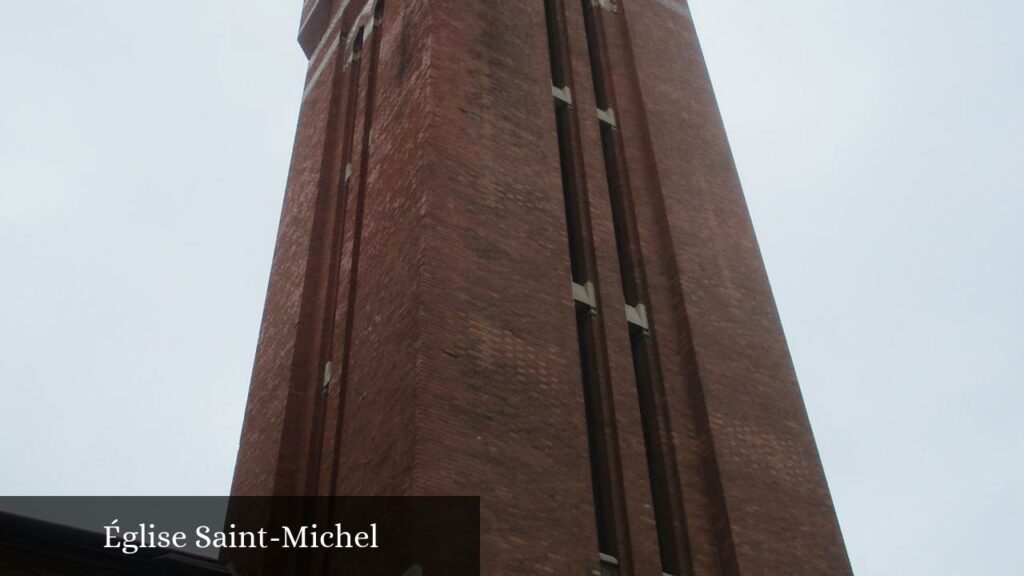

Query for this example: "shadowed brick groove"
[231,1,854,575]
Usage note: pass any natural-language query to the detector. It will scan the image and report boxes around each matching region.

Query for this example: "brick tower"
[230,1,853,575]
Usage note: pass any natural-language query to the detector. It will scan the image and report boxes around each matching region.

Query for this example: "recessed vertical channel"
[630,324,679,575]
[543,0,628,573]
[556,103,587,283]
[579,1,690,575]
[329,0,386,497]
[599,122,639,305]
[304,27,365,497]
[544,0,567,89]
[313,5,386,572]
[316,22,366,506]
[302,23,370,576]
[576,305,618,565]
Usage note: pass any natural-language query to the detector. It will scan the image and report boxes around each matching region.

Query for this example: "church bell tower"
[231,1,853,574]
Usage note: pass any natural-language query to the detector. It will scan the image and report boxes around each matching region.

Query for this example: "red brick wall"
[231,0,852,574]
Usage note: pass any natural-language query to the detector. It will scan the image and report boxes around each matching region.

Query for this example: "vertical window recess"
[579,0,685,575]
[544,0,622,569]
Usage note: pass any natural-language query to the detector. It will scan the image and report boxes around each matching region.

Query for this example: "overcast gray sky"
[1,1,1021,574]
